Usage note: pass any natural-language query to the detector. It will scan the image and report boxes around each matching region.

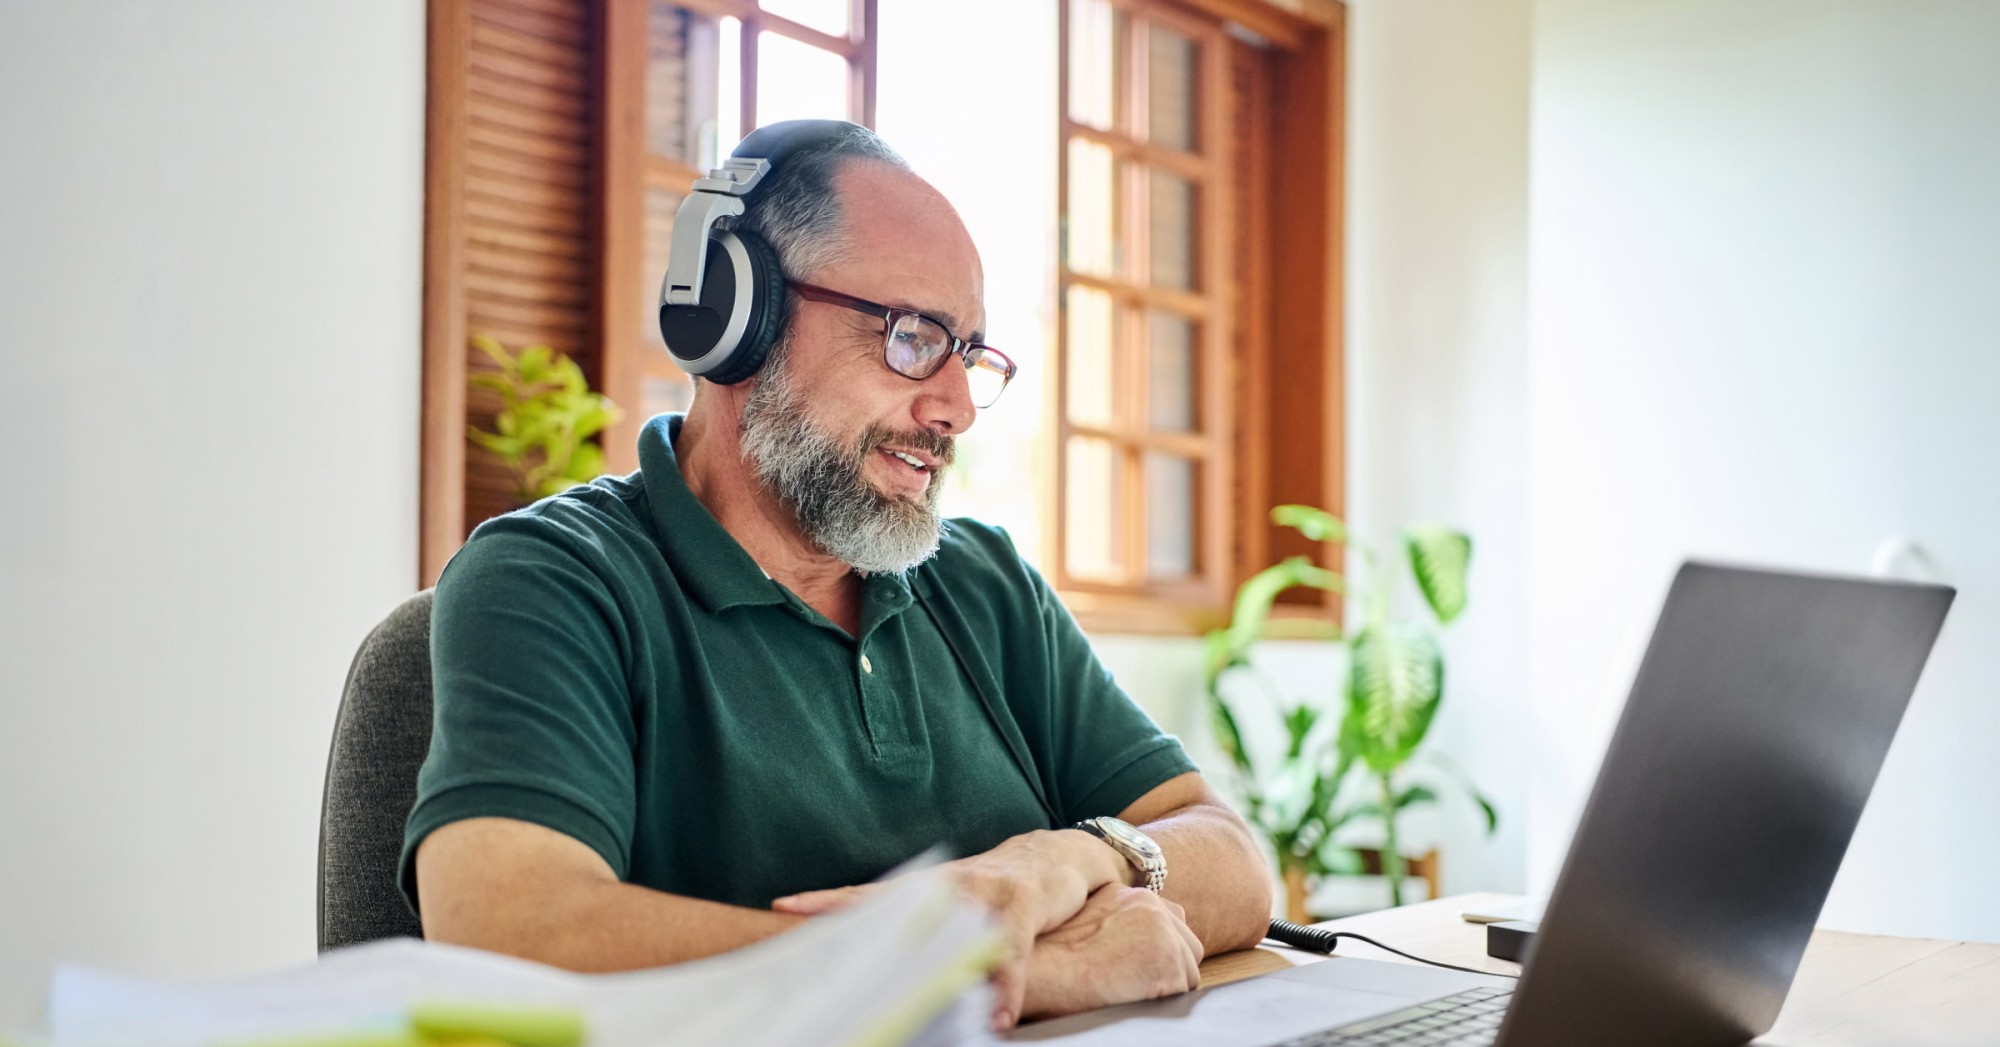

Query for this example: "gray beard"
[737,354,952,577]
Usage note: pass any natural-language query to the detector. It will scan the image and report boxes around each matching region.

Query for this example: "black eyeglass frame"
[786,279,1017,406]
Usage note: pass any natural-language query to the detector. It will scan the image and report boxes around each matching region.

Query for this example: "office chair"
[317,588,434,951]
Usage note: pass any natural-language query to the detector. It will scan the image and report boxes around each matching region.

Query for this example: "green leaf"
[471,335,511,370]
[1393,783,1439,810]
[1202,629,1240,684]
[537,473,587,498]
[566,441,606,482]
[1207,680,1250,773]
[1404,527,1472,625]
[1271,504,1350,544]
[1344,623,1444,774]
[463,336,623,505]
[517,344,554,379]
[1284,704,1318,760]
[1469,786,1499,834]
[1221,557,1345,663]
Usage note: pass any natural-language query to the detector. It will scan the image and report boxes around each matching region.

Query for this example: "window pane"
[1065,286,1117,428]
[647,3,695,162]
[688,15,743,168]
[1066,438,1124,581]
[1148,311,1196,432]
[1145,453,1197,579]
[1148,24,1197,152]
[1067,0,1119,130]
[757,32,852,128]
[1148,168,1197,290]
[1066,138,1117,277]
[760,0,849,36]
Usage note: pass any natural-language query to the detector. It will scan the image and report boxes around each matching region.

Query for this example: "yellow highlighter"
[409,1000,586,1047]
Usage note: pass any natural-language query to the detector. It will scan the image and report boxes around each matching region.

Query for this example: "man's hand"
[1021,883,1203,1021]
[774,828,1126,1029]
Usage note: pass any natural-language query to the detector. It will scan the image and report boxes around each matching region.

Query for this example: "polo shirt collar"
[638,413,917,618]
[639,413,789,613]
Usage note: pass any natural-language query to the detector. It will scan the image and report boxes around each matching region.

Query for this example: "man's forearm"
[418,825,805,972]
[428,878,804,971]
[1137,803,1274,955]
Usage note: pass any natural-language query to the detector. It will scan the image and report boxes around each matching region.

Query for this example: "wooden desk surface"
[1196,893,2000,1046]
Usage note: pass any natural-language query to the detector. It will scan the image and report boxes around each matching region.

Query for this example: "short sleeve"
[398,520,640,916]
[1026,560,1198,823]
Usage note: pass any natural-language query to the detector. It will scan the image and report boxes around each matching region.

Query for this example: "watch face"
[1098,817,1162,859]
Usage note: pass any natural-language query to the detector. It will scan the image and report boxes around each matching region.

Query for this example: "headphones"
[657,119,867,385]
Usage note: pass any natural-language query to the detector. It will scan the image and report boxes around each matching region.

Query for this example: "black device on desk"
[1015,563,1953,1047]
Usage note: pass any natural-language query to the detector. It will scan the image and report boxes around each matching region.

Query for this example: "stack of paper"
[31,864,999,1047]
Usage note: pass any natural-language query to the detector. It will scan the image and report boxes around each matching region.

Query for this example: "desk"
[1196,893,2000,1046]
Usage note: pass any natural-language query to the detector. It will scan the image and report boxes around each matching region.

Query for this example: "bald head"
[821,161,985,336]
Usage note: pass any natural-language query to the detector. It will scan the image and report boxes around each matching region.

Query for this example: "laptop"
[1002,561,1954,1046]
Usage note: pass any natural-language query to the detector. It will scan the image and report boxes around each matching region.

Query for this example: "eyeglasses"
[786,280,1017,408]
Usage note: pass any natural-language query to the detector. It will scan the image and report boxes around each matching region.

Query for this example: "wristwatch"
[1074,816,1167,894]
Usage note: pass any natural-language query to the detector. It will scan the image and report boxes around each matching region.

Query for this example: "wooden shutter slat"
[468,119,588,166]
[472,22,589,73]
[480,0,588,23]
[466,293,590,334]
[469,73,587,119]
[468,223,588,261]
[472,1,589,47]
[466,194,586,238]
[469,44,588,94]
[465,267,592,309]
[466,172,587,215]
[468,244,593,286]
[467,95,590,144]
[466,146,588,189]
[460,322,590,352]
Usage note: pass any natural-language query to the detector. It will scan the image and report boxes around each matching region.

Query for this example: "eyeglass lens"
[886,313,1011,408]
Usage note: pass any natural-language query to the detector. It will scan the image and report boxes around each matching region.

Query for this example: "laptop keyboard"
[1270,987,1513,1046]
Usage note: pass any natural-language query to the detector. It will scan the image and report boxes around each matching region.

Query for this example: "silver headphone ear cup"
[660,233,757,376]
[703,231,788,386]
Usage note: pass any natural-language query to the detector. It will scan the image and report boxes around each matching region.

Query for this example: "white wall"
[1342,0,1533,899]
[1527,0,2000,941]
[0,0,424,1026]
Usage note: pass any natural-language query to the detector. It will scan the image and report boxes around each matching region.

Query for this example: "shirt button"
[860,654,873,674]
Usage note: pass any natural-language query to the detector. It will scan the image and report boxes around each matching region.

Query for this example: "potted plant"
[1204,505,1496,921]
[466,336,623,505]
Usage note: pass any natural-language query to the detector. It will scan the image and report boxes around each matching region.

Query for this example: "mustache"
[858,424,955,466]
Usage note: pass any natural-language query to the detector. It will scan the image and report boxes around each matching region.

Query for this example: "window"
[1055,0,1344,633]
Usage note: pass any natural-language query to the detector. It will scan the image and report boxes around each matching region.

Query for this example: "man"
[402,123,1272,1029]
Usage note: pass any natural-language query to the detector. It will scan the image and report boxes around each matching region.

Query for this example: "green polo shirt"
[399,413,1194,914]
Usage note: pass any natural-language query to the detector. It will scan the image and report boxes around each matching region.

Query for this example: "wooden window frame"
[1054,0,1346,635]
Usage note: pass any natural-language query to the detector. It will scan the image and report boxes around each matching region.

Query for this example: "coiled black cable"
[1265,918,1520,979]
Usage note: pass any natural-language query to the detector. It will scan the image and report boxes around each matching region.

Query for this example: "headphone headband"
[662,120,864,309]
[657,120,871,382]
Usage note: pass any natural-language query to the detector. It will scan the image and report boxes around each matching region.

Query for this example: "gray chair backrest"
[317,589,434,951]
